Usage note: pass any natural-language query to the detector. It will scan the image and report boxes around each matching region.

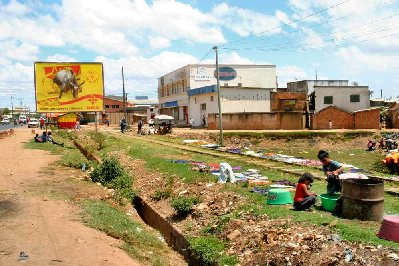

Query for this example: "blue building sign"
[162,101,178,108]
[214,67,237,81]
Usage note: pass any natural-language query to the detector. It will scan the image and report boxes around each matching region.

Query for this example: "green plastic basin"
[267,189,293,205]
[320,193,340,212]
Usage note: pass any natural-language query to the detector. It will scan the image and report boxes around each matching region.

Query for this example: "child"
[317,150,344,194]
[293,173,317,211]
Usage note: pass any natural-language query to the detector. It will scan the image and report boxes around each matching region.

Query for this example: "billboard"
[34,62,104,112]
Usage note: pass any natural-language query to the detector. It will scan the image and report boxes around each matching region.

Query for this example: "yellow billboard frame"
[34,62,104,112]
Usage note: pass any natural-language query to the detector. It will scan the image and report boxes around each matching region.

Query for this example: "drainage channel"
[73,139,202,265]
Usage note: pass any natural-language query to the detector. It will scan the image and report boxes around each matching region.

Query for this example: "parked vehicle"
[19,115,27,124]
[1,118,10,125]
[28,118,40,128]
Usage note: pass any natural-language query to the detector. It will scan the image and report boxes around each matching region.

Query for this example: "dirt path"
[0,128,141,266]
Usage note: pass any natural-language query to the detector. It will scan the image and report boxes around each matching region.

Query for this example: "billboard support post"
[95,112,98,133]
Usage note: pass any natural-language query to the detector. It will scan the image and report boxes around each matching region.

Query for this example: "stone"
[387,253,399,261]
[227,229,241,241]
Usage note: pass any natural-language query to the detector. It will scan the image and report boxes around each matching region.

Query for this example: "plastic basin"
[377,215,399,243]
[267,189,293,205]
[320,194,340,212]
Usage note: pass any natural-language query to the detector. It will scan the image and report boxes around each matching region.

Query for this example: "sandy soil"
[0,128,141,266]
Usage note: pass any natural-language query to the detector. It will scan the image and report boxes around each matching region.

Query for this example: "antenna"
[315,69,318,80]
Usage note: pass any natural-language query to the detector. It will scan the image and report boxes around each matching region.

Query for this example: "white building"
[158,64,276,126]
[287,80,349,94]
[287,80,370,113]
[314,85,370,113]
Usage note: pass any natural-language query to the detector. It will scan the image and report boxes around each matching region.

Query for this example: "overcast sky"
[1,0,399,110]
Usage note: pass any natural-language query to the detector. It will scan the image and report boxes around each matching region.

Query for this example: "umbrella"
[154,115,174,120]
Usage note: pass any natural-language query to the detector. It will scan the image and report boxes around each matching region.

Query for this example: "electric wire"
[221,0,352,48]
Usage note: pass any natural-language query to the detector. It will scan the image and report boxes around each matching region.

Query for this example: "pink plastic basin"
[377,215,399,243]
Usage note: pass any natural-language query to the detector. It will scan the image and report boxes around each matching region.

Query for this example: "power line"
[221,28,399,53]
[228,0,396,47]
[219,14,399,53]
[221,0,352,48]
[247,12,399,51]
[196,48,214,65]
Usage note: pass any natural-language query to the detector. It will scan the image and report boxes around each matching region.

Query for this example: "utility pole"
[10,96,13,119]
[213,46,223,146]
[122,67,127,121]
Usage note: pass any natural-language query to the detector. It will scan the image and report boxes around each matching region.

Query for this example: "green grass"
[25,133,91,170]
[86,132,399,251]
[188,236,237,266]
[82,200,171,266]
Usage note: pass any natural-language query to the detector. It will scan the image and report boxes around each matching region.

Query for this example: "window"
[210,96,214,102]
[201,103,206,110]
[194,98,197,104]
[111,105,119,108]
[105,105,110,108]
[350,94,360,102]
[324,96,333,104]
[238,83,242,87]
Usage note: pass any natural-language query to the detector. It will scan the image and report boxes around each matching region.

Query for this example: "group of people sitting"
[293,150,344,213]
[34,131,64,147]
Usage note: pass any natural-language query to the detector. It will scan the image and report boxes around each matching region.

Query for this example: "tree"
[2,108,10,115]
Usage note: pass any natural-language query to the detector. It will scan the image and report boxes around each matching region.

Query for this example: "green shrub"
[90,157,135,203]
[90,157,125,184]
[171,196,199,216]
[188,236,225,265]
[151,189,172,201]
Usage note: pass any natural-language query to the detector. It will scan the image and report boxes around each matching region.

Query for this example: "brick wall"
[354,109,380,129]
[312,106,354,129]
[312,106,380,129]
[207,112,303,130]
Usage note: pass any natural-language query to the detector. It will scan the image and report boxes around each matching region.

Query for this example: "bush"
[171,196,199,217]
[188,236,225,266]
[90,157,135,203]
[90,157,125,184]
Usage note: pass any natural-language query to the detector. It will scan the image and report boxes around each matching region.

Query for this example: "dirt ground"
[0,128,142,266]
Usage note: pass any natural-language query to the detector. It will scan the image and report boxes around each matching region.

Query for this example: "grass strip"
[82,200,170,266]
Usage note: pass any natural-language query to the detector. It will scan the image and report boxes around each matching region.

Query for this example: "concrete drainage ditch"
[73,140,201,265]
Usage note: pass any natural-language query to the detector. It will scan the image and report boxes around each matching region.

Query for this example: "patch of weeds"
[171,196,200,217]
[151,175,175,201]
[88,131,107,150]
[371,159,391,174]
[90,157,135,204]
[82,200,169,265]
[151,189,172,201]
[188,236,235,266]
[60,150,91,169]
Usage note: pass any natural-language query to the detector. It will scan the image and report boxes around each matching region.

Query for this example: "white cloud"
[46,54,77,62]
[95,51,198,97]
[148,36,171,49]
[277,65,309,87]
[0,41,39,63]
[212,3,288,37]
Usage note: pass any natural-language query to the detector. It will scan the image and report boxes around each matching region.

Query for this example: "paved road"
[0,124,19,131]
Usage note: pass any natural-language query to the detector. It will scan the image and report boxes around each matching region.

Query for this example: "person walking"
[137,118,144,134]
[120,117,127,133]
[202,115,206,127]
[328,120,333,130]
